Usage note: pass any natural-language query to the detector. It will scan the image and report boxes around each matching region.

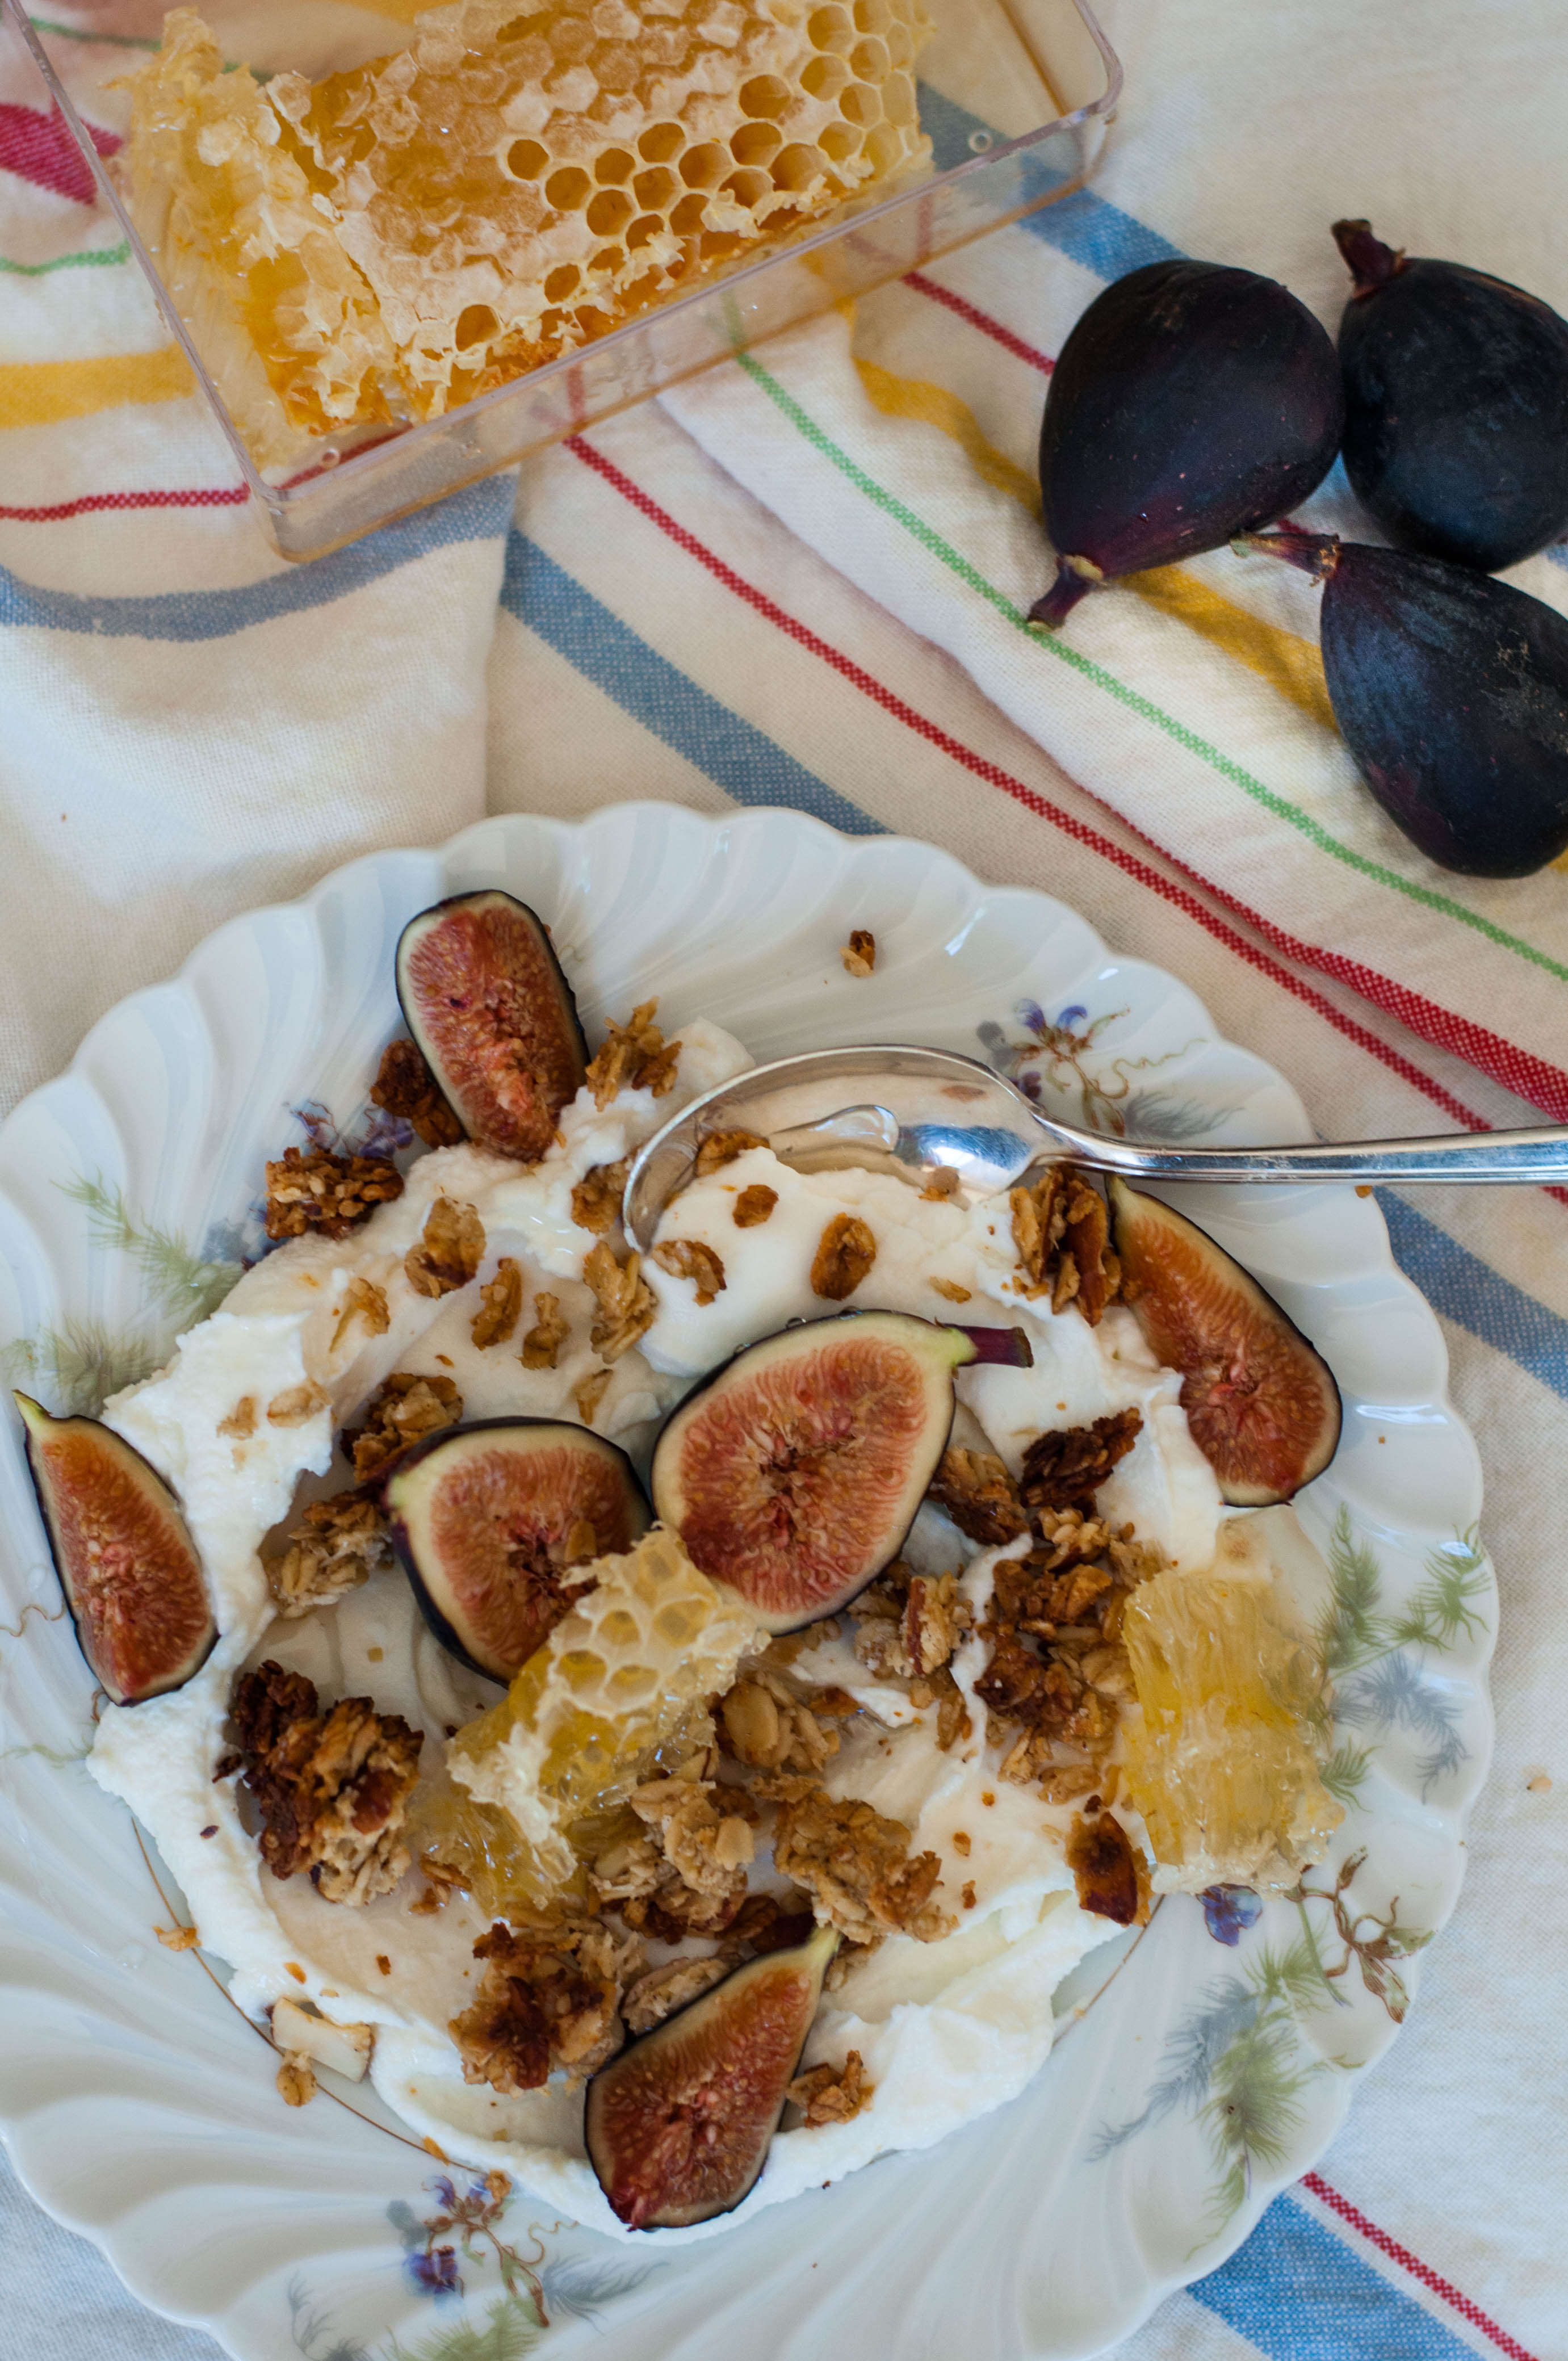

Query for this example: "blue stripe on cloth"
[1378,1188,1568,1402]
[0,471,515,640]
[916,83,1183,276]
[1191,2194,1479,2360]
[499,528,884,836]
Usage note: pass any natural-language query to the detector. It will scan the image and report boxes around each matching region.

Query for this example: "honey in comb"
[123,0,932,466]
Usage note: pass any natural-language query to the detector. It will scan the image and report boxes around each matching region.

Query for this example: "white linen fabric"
[1,1,1565,2356]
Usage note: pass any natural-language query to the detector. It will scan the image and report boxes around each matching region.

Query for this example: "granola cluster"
[811,1212,877,1301]
[569,1159,630,1235]
[449,1907,642,2094]
[764,1776,954,1949]
[720,1667,842,1775]
[264,1144,404,1242]
[471,1256,522,1347]
[1009,1166,1120,1324]
[788,2048,873,2125]
[651,1238,727,1305]
[369,1038,464,1148]
[343,1370,462,1479]
[583,1240,656,1361]
[694,1129,766,1175]
[265,1492,392,1617]
[231,1661,422,1906]
[404,1196,485,1297]
[585,1001,680,1109]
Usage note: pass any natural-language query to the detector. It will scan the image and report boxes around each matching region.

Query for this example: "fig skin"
[382,1418,650,1682]
[651,1312,1028,1632]
[586,1924,837,2229]
[1334,219,1568,573]
[1242,524,1568,875]
[14,1392,216,1705]
[1031,260,1343,628]
[395,890,588,1164]
[1105,1184,1341,1507]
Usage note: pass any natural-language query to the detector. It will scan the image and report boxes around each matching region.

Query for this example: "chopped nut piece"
[405,1196,485,1298]
[450,1910,642,2094]
[694,1130,768,1177]
[155,1922,200,1951]
[330,1276,391,1356]
[928,1446,1028,1545]
[932,1665,972,1752]
[928,1273,971,1301]
[810,1213,876,1302]
[789,2048,874,2124]
[231,1660,422,1907]
[1039,1763,1103,1805]
[1009,1167,1120,1323]
[840,930,877,978]
[1020,1410,1142,1513]
[266,1492,393,1617]
[573,1368,613,1427]
[768,1781,954,1945]
[630,1777,754,1898]
[570,1159,630,1235]
[585,1000,680,1109]
[276,2054,317,2107]
[720,1670,840,1774]
[961,1881,977,1911]
[265,1144,404,1242]
[344,1371,462,1478]
[1066,1810,1145,1925]
[902,1572,969,1675]
[584,1240,656,1361]
[588,1832,665,1910]
[272,1996,374,2082]
[951,1830,971,1858]
[369,1037,463,1148]
[651,1238,727,1306]
[471,1257,523,1348]
[266,1382,328,1428]
[622,1953,732,2035]
[733,1184,779,1228]
[217,1397,257,1440]
[521,1290,569,1370]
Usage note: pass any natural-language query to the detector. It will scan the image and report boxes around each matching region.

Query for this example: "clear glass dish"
[4,0,1118,560]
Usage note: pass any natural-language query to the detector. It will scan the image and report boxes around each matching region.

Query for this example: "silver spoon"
[622,1042,1568,1251]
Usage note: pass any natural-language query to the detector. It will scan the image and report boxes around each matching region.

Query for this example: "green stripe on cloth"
[0,242,128,275]
[734,350,1568,992]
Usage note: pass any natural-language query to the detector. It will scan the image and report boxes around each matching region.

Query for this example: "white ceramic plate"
[0,805,1494,2361]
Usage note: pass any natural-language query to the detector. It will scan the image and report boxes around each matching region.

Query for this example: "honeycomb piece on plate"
[439,1524,765,1905]
[1118,1557,1343,1894]
[121,0,933,465]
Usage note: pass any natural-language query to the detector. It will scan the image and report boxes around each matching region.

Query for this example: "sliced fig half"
[1106,1181,1341,1506]
[586,1923,837,2229]
[383,1418,650,1681]
[651,1311,1032,1631]
[14,1393,216,1705]
[396,890,588,1164]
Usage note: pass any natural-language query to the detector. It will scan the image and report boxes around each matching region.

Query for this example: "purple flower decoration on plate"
[1055,1005,1089,1030]
[1200,1885,1263,1947]
[407,2245,460,2299]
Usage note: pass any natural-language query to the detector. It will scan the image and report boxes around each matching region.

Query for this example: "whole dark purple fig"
[1030,261,1343,628]
[1334,220,1568,573]
[1244,524,1568,875]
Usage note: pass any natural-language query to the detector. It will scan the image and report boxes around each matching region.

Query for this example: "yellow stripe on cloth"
[0,347,192,429]
[852,350,1336,738]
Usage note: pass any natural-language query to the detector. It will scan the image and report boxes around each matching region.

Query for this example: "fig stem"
[954,1325,1035,1369]
[1232,523,1342,584]
[1332,217,1406,297]
[1027,555,1102,630]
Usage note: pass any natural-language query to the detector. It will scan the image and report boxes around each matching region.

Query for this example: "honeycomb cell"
[730,119,782,167]
[807,7,854,55]
[626,212,663,249]
[881,72,915,125]
[543,262,581,299]
[772,142,825,192]
[592,40,639,93]
[739,73,792,118]
[678,142,727,189]
[586,186,632,235]
[863,119,903,173]
[722,166,772,207]
[839,81,882,127]
[638,120,685,162]
[455,302,499,346]
[505,137,548,178]
[800,52,849,99]
[632,163,677,208]
[593,244,626,273]
[850,36,888,79]
[548,14,594,64]
[594,146,635,182]
[544,163,592,209]
[669,190,708,234]
[885,18,913,66]
[853,0,891,28]
[817,118,861,163]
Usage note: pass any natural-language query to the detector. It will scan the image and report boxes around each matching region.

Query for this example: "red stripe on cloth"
[0,102,119,207]
[563,433,1568,1187]
[567,433,1568,1127]
[903,271,1055,375]
[0,485,248,521]
[1302,2175,1542,2361]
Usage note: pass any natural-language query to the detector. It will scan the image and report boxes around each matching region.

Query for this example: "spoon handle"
[1050,1124,1568,1185]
